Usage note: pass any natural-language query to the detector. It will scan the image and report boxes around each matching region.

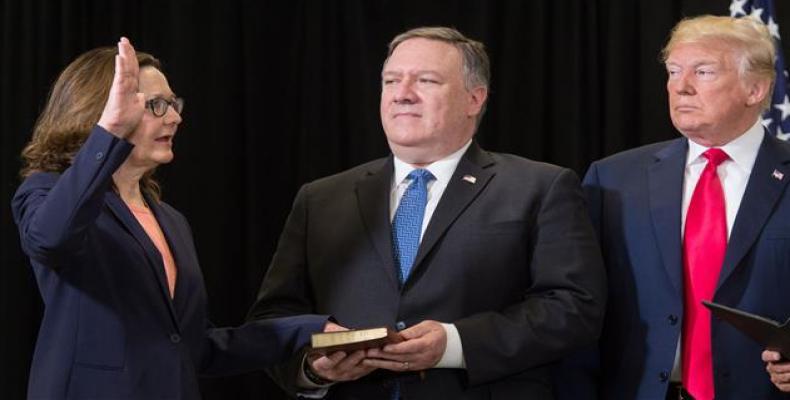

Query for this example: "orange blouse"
[128,203,178,297]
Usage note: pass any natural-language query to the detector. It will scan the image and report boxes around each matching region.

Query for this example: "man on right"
[556,15,790,399]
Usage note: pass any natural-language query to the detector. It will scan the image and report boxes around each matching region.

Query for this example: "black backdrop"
[2,1,790,398]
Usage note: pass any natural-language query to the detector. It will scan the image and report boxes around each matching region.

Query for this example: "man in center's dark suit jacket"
[248,27,606,399]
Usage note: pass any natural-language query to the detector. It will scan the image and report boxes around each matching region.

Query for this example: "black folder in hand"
[703,301,790,359]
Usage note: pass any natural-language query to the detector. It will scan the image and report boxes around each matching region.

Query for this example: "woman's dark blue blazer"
[12,126,326,399]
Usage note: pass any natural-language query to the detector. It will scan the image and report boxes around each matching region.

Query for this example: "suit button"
[659,371,669,382]
[95,152,104,161]
[170,333,181,343]
[667,314,679,325]
[395,321,406,331]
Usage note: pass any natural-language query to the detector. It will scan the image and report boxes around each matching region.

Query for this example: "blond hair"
[662,15,776,110]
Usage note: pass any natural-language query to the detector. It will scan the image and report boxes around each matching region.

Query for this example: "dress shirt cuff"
[296,355,333,398]
[434,323,466,369]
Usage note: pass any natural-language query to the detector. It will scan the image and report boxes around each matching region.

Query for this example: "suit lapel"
[717,134,790,290]
[355,157,401,289]
[146,196,191,313]
[105,192,181,331]
[408,143,495,284]
[647,138,687,296]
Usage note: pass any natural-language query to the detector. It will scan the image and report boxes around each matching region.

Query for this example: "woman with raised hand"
[12,37,327,399]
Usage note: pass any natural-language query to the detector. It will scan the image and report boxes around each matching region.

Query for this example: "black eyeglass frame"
[145,97,184,117]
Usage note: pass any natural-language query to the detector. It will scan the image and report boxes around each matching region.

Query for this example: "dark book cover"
[703,301,790,359]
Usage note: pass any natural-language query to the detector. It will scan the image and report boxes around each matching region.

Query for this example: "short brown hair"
[20,46,163,200]
[385,26,490,118]
[662,15,776,110]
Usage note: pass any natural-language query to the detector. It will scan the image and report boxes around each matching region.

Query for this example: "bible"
[703,301,790,359]
[309,326,403,354]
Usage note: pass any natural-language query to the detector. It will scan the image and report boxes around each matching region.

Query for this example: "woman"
[12,38,327,399]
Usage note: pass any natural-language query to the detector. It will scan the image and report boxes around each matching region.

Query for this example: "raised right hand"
[97,37,145,138]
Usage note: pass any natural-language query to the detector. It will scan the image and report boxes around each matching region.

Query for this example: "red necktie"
[682,148,729,400]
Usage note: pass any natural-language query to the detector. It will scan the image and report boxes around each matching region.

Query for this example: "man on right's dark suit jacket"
[555,15,790,400]
[249,26,606,399]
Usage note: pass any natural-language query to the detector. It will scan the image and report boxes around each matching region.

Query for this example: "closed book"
[309,327,402,354]
[703,300,790,359]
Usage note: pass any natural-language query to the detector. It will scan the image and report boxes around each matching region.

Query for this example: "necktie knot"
[407,169,435,186]
[703,148,729,167]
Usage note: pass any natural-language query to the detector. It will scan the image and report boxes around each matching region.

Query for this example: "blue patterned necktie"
[392,169,435,284]
[390,169,434,400]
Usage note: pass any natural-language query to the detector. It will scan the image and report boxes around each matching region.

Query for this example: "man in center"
[249,26,606,399]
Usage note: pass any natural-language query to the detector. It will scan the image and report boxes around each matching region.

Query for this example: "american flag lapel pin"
[773,169,784,181]
[462,175,477,184]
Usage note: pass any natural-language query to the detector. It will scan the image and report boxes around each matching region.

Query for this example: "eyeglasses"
[145,97,184,117]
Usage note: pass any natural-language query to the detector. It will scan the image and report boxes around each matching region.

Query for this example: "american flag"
[730,0,790,140]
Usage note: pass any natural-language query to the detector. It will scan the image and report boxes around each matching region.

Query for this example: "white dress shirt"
[390,140,472,239]
[681,119,764,238]
[390,139,472,369]
[670,119,764,381]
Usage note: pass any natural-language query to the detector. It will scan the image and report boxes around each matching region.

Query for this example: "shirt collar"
[686,119,764,172]
[393,140,473,186]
